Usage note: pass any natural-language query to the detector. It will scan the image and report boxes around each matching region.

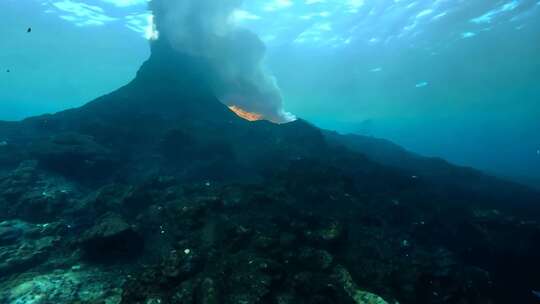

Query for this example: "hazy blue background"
[1,0,539,187]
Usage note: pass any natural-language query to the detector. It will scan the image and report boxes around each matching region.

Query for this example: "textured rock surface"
[0,268,123,304]
[332,265,389,304]
[0,160,82,223]
[0,220,60,278]
[80,213,144,261]
[30,133,117,180]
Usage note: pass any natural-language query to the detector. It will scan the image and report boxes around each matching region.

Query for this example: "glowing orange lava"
[228,105,263,121]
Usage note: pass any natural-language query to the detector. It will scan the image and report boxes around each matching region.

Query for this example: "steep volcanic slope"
[0,41,540,303]
[324,131,540,216]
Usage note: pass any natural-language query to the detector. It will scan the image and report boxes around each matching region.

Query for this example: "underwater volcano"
[1,32,540,304]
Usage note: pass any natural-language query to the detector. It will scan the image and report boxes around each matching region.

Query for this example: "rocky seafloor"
[1,155,539,304]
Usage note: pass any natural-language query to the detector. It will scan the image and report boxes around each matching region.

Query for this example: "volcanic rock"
[0,267,123,304]
[80,213,143,262]
[0,220,59,278]
[30,132,117,180]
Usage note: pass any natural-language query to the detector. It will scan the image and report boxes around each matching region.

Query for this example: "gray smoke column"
[149,0,295,123]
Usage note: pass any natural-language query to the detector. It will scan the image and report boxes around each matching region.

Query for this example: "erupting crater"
[228,105,263,122]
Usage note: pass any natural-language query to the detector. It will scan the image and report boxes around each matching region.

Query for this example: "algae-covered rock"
[318,221,344,241]
[332,265,388,304]
[0,220,59,278]
[305,220,345,245]
[0,236,58,278]
[0,268,123,304]
[0,220,27,245]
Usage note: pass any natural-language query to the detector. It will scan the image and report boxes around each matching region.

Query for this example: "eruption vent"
[149,0,295,123]
[228,105,263,121]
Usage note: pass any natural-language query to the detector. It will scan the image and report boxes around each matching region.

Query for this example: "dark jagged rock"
[80,213,143,262]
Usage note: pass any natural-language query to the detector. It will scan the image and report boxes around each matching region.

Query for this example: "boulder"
[80,213,143,262]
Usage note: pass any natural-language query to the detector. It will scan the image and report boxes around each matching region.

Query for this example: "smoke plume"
[149,0,295,123]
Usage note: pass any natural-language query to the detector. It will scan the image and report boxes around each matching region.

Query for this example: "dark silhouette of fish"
[27,27,32,33]
[6,69,9,73]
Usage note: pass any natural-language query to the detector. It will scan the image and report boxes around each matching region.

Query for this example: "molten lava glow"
[228,105,263,121]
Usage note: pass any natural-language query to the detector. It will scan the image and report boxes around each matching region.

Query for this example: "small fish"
[5,69,9,73]
[415,81,428,88]
[533,290,540,298]
[461,32,476,39]
[27,27,32,33]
